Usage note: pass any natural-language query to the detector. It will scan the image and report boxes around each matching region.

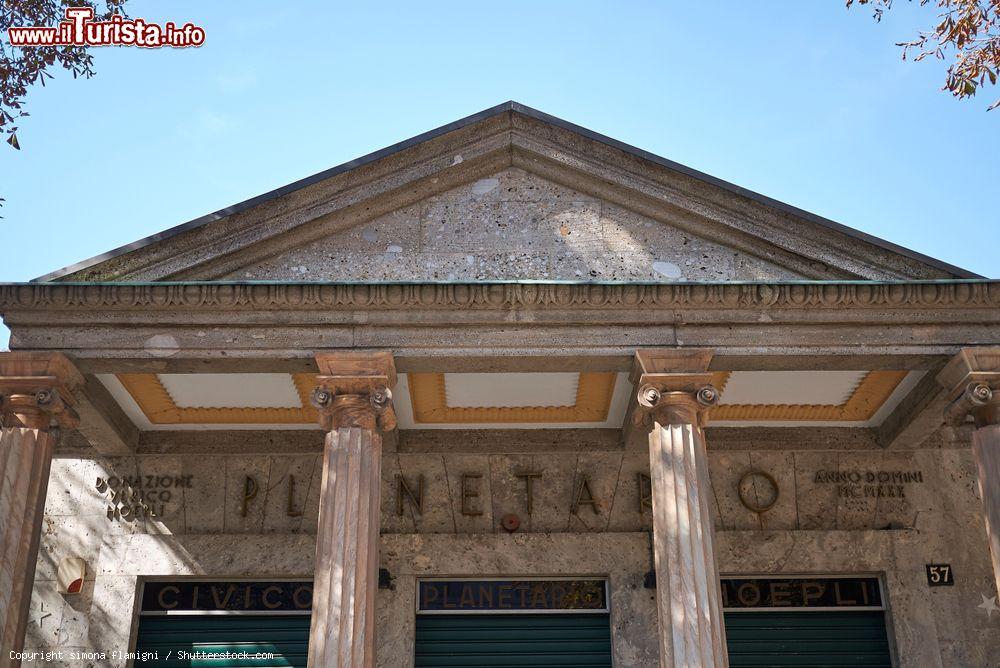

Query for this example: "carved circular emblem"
[737,469,779,514]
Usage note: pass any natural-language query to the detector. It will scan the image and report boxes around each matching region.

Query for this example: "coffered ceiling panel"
[97,368,923,431]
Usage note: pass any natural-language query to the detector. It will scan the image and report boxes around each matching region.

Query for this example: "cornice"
[1,281,998,313]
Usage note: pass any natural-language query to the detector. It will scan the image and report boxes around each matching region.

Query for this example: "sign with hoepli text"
[720,577,883,610]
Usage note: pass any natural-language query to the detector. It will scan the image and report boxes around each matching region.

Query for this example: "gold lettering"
[211,584,237,609]
[551,584,568,608]
[286,475,303,517]
[517,471,542,514]
[737,583,761,607]
[802,581,825,606]
[571,476,600,515]
[293,586,312,609]
[262,585,282,609]
[478,585,493,609]
[770,582,792,606]
[240,476,258,517]
[833,581,857,605]
[191,584,199,609]
[530,584,547,609]
[461,474,483,516]
[459,585,475,608]
[244,584,252,609]
[423,585,439,607]
[517,583,531,608]
[443,585,457,608]
[396,474,425,516]
[498,585,513,609]
[157,585,180,610]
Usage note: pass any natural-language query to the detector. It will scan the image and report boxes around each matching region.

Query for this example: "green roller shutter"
[414,613,613,667]
[724,611,892,667]
[133,615,310,667]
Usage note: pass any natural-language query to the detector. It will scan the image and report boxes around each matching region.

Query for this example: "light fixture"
[57,557,86,595]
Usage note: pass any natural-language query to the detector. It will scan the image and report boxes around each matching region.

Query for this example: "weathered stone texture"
[227,169,809,283]
[23,443,1000,667]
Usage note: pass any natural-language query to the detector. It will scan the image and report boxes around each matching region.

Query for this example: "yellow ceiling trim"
[710,370,908,422]
[117,373,318,424]
[408,372,618,424]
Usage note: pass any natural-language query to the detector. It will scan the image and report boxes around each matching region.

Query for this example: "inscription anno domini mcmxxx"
[813,469,924,499]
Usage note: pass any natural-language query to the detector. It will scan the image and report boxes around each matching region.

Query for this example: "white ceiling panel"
[443,372,580,408]
[158,373,303,409]
[719,371,867,406]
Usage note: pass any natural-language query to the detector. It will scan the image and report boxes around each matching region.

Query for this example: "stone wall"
[227,168,804,283]
[24,443,999,667]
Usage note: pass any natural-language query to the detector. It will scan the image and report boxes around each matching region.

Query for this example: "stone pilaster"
[631,349,728,668]
[0,353,82,667]
[938,347,1000,596]
[308,352,396,668]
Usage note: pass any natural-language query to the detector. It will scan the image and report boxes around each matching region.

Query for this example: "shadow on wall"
[25,450,325,659]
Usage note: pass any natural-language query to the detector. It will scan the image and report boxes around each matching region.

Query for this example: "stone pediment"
[223,167,806,282]
[38,102,975,282]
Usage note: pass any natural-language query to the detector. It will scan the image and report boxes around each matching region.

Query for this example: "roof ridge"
[33,101,982,281]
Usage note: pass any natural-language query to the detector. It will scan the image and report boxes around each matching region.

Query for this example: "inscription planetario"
[394,472,654,517]
[90,464,925,527]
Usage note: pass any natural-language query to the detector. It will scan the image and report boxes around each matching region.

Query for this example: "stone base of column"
[308,427,382,668]
[0,427,56,666]
[649,421,728,668]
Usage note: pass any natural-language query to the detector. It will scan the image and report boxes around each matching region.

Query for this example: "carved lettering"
[517,471,542,514]
[241,476,258,517]
[637,472,652,512]
[460,474,483,516]
[286,474,303,518]
[396,474,425,516]
[571,476,600,515]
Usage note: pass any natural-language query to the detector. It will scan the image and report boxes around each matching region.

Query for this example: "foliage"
[1,0,127,150]
[848,0,1000,109]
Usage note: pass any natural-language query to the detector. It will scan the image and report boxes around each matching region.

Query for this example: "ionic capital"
[312,351,398,432]
[630,348,719,428]
[938,348,1000,428]
[0,352,83,431]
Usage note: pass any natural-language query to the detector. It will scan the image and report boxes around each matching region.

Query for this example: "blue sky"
[1,1,997,344]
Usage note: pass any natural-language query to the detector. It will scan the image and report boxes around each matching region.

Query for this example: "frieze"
[62,450,947,534]
[1,280,998,312]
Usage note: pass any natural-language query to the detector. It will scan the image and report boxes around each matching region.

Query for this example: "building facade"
[1,103,999,667]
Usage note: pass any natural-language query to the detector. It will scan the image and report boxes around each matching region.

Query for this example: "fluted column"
[939,348,1000,596]
[0,353,82,667]
[631,349,727,668]
[308,352,396,668]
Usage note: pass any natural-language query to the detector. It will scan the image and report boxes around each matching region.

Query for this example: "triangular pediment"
[40,102,975,282]
[219,167,810,282]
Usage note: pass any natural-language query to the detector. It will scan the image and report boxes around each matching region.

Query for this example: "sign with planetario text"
[418,579,608,614]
